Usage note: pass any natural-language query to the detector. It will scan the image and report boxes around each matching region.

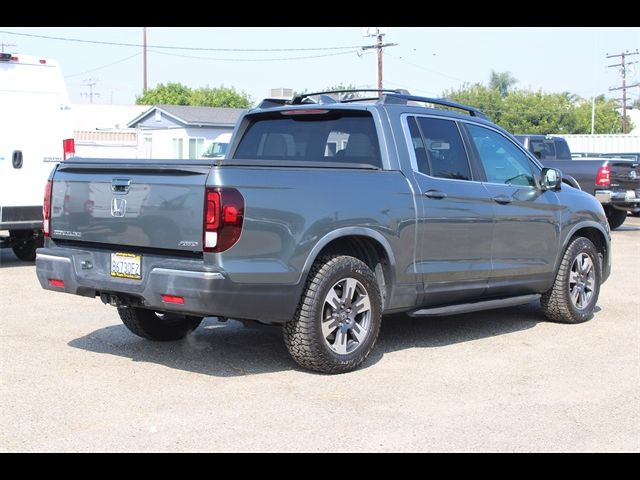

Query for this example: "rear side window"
[554,139,571,159]
[233,110,381,167]
[529,139,556,160]
[415,117,472,181]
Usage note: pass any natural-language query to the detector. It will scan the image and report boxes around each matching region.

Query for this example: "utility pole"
[81,78,100,104]
[607,49,639,134]
[362,28,397,91]
[0,42,16,53]
[143,27,148,93]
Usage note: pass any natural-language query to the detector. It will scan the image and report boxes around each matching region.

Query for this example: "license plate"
[110,252,142,280]
[626,190,636,200]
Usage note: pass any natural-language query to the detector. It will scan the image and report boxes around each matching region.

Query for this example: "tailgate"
[608,159,640,191]
[51,161,211,252]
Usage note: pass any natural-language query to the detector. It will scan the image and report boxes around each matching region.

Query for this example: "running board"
[408,294,541,317]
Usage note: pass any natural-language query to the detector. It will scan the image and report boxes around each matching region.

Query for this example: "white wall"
[556,134,640,154]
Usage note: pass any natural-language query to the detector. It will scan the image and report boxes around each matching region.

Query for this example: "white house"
[127,105,245,159]
[72,103,147,159]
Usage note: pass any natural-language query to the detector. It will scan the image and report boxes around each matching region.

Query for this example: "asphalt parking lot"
[1,218,639,452]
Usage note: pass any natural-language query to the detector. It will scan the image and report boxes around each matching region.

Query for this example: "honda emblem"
[111,198,127,217]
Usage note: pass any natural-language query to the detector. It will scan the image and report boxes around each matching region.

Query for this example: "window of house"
[466,124,536,187]
[172,138,184,159]
[188,138,206,159]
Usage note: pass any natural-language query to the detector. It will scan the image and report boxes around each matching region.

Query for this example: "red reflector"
[161,295,184,305]
[281,109,329,115]
[223,205,239,224]
[63,138,75,161]
[48,279,65,288]
[10,56,18,61]
[39,59,47,64]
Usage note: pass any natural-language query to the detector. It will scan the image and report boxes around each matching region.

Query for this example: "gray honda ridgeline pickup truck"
[36,90,611,373]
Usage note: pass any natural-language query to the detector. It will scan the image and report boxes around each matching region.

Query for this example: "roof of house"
[127,104,246,128]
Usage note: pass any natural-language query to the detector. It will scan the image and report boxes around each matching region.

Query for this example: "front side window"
[466,124,536,187]
[416,117,472,181]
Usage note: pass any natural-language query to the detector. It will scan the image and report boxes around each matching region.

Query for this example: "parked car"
[200,133,232,159]
[0,53,74,260]
[36,90,611,373]
[515,135,639,229]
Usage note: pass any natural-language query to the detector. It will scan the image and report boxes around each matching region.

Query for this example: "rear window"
[233,110,381,167]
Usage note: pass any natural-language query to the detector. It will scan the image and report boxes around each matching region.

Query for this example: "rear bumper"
[35,246,301,323]
[595,189,640,211]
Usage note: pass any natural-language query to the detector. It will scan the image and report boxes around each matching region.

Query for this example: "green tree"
[445,83,628,134]
[444,83,503,123]
[190,85,252,108]
[136,82,192,105]
[489,70,518,97]
[136,83,252,108]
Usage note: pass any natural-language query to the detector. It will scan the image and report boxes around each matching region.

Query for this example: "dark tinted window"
[529,139,556,160]
[467,124,536,187]
[416,117,471,180]
[233,111,381,167]
[407,117,429,175]
[553,138,571,159]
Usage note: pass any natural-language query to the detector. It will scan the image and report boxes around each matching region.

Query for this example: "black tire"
[605,207,627,230]
[283,255,382,374]
[541,237,601,324]
[10,231,43,262]
[117,307,203,341]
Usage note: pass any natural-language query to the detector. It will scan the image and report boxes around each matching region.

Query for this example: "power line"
[65,52,142,78]
[0,30,363,53]
[147,48,366,62]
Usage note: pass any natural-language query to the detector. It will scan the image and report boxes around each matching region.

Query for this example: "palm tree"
[489,70,518,97]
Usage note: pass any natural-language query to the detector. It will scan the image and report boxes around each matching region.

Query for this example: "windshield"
[201,141,228,158]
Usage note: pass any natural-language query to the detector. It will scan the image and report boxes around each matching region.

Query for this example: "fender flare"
[297,227,397,285]
[554,220,609,275]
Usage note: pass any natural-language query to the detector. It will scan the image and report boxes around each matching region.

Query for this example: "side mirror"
[541,167,562,191]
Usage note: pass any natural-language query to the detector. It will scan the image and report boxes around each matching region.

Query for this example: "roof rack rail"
[380,93,488,119]
[291,88,409,105]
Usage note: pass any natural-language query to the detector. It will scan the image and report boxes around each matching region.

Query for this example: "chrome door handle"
[424,190,447,199]
[492,195,513,205]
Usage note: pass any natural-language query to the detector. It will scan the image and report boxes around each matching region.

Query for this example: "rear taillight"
[63,138,75,161]
[43,180,52,237]
[596,165,610,186]
[203,187,244,253]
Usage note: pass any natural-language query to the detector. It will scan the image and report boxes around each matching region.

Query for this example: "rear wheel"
[10,230,43,262]
[541,237,600,324]
[605,207,627,230]
[117,307,202,341]
[283,255,382,374]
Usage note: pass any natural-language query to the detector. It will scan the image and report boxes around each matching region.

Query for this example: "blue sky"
[1,27,638,106]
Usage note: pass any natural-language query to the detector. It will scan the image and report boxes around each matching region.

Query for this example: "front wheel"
[605,207,627,230]
[283,255,382,374]
[541,237,601,324]
[118,307,203,341]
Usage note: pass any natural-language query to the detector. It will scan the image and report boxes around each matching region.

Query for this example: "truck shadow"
[68,301,551,377]
[0,249,35,268]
